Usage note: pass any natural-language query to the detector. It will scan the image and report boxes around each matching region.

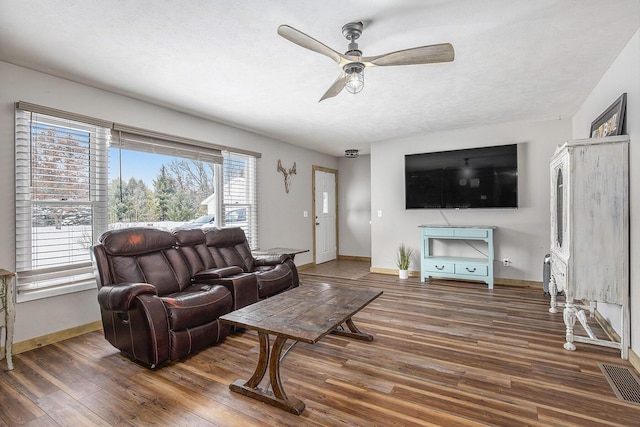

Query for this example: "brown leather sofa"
[90,226,299,368]
[178,227,301,300]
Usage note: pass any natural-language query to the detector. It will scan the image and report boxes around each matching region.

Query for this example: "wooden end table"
[252,247,309,261]
[220,283,382,415]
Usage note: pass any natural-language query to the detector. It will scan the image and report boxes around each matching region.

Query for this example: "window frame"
[15,108,110,302]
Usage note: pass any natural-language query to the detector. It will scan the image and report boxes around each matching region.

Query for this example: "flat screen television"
[405,144,518,209]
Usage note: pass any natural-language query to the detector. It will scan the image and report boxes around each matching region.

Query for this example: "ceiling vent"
[345,149,359,158]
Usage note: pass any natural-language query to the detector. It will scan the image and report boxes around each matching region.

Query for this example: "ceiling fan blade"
[363,43,454,67]
[278,25,344,65]
[319,72,347,102]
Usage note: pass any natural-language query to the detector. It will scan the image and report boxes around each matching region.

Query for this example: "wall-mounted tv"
[405,144,518,209]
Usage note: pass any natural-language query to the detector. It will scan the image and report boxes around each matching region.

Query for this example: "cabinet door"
[550,150,569,259]
[571,142,628,304]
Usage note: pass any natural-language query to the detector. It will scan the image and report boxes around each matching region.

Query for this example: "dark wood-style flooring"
[1,261,638,426]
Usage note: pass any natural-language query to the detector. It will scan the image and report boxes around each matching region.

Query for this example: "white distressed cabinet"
[548,135,629,358]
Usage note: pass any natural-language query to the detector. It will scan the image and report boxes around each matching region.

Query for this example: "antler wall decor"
[277,159,297,193]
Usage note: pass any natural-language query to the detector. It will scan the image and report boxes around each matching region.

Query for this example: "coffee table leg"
[331,318,374,341]
[229,333,306,415]
[244,332,269,388]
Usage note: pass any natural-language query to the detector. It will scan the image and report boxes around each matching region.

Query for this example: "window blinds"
[15,108,110,299]
[111,124,224,164]
[223,152,258,249]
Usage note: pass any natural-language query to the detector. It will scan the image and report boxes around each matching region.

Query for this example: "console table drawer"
[453,229,488,238]
[455,263,488,277]
[424,260,455,273]
[424,228,454,237]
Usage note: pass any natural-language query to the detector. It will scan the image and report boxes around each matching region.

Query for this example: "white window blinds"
[111,124,224,165]
[15,107,110,300]
[223,152,258,249]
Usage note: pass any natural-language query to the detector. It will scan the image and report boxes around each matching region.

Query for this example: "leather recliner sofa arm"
[254,254,291,266]
[192,266,244,281]
[196,273,259,311]
[98,282,158,312]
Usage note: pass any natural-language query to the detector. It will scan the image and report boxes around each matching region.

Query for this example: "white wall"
[0,61,336,343]
[370,118,572,280]
[338,155,371,258]
[258,145,336,261]
[572,30,639,353]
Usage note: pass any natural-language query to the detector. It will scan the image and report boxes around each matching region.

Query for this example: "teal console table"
[419,225,496,289]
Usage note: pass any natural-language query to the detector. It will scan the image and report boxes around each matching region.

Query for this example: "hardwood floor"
[299,259,371,280]
[1,270,638,426]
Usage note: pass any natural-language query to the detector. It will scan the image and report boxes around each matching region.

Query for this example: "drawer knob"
[466,267,476,272]
[435,265,445,270]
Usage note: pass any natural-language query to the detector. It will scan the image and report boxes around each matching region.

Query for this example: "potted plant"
[396,244,414,279]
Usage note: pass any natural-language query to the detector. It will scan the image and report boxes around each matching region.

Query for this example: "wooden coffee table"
[219,283,382,415]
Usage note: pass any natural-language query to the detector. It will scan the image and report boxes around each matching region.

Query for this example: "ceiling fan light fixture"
[344,62,364,94]
[278,21,454,101]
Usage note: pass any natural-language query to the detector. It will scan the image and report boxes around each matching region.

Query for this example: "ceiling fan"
[277,22,454,102]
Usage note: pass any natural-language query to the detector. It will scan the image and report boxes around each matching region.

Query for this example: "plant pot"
[398,269,409,279]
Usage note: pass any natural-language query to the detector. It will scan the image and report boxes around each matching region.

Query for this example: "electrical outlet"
[502,258,510,266]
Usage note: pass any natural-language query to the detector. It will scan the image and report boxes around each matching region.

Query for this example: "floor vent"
[598,362,640,405]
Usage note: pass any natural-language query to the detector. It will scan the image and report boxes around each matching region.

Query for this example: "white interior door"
[314,168,337,264]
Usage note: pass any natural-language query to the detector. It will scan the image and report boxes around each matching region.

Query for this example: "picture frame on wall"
[590,93,627,138]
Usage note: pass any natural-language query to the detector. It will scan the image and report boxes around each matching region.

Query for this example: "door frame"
[312,165,338,265]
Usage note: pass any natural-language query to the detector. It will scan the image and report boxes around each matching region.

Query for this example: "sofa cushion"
[160,284,233,331]
[172,228,206,246]
[169,319,231,361]
[174,228,217,273]
[108,250,191,295]
[255,264,293,299]
[100,227,176,255]
[204,227,255,271]
[99,227,193,295]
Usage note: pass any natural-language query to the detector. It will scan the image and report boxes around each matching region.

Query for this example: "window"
[15,103,261,300]
[108,125,230,236]
[15,108,109,301]
[108,148,220,227]
[222,152,258,248]
[322,191,329,214]
[108,147,258,247]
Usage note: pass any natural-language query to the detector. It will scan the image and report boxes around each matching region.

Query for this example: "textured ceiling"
[1,0,638,156]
